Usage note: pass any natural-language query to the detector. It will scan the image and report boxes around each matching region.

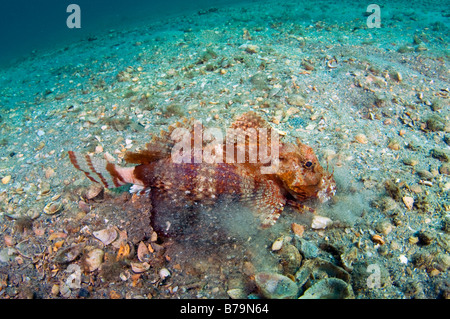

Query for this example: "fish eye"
[304,161,313,168]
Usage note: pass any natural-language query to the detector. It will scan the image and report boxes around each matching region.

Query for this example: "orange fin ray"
[238,179,286,228]
[124,118,197,164]
[287,199,316,214]
[68,151,133,188]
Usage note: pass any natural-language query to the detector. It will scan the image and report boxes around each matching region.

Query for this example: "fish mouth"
[317,173,336,202]
[286,173,336,202]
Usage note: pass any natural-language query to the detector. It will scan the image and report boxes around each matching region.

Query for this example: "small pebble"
[286,94,306,107]
[271,237,284,251]
[434,253,450,271]
[391,71,402,82]
[443,182,450,192]
[417,170,434,180]
[95,145,103,153]
[291,223,305,237]
[388,139,400,151]
[302,61,315,71]
[78,288,90,298]
[403,158,419,166]
[84,248,104,272]
[439,163,450,175]
[402,196,414,210]
[430,148,449,162]
[410,184,423,193]
[375,220,393,235]
[311,215,333,229]
[159,268,171,280]
[1,175,11,184]
[51,284,60,296]
[227,288,247,299]
[354,133,368,144]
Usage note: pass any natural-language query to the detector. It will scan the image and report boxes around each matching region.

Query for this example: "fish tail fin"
[68,151,136,188]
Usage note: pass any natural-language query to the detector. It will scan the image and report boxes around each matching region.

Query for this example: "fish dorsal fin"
[125,112,280,166]
[226,111,279,171]
[229,111,271,131]
[124,118,194,165]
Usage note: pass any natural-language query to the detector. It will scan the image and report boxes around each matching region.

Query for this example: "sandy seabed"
[0,0,449,299]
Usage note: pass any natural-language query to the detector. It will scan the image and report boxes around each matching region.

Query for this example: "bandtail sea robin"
[69,112,336,233]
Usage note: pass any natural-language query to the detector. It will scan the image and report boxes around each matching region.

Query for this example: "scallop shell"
[297,258,351,283]
[93,227,118,245]
[255,272,299,299]
[299,278,354,299]
[43,202,63,215]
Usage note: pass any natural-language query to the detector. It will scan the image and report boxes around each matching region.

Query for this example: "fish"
[68,111,336,233]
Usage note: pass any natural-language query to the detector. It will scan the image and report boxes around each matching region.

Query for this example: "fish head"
[276,140,336,202]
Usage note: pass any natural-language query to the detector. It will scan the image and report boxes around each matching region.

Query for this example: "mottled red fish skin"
[69,112,336,228]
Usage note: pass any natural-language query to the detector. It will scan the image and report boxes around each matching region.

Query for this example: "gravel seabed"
[0,0,449,299]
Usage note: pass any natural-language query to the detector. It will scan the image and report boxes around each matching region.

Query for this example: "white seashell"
[59,283,71,298]
[137,241,150,263]
[254,272,299,299]
[130,261,150,273]
[271,237,284,251]
[159,268,171,280]
[93,227,117,245]
[65,264,82,289]
[43,202,63,215]
[84,248,104,272]
[402,196,414,210]
[399,255,408,264]
[227,288,247,299]
[311,215,333,229]
[1,175,11,184]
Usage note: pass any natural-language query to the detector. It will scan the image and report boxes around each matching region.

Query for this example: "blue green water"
[2,0,448,67]
[0,0,246,67]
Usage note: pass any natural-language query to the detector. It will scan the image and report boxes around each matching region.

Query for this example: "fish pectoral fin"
[240,179,286,228]
[260,205,284,228]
